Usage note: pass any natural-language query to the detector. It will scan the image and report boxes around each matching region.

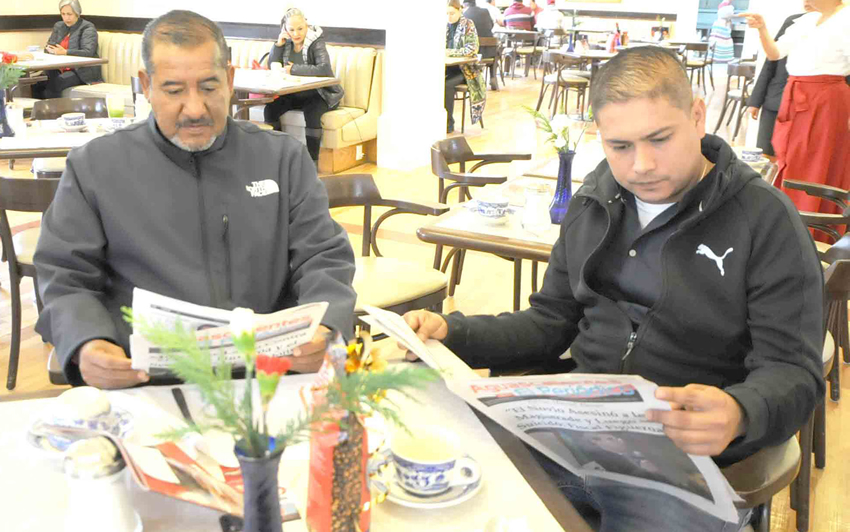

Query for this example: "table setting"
[0,305,569,532]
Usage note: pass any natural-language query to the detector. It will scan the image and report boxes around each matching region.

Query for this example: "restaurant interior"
[1,0,848,531]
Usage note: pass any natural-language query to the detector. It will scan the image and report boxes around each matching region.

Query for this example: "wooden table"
[14,52,109,73]
[231,69,341,119]
[0,375,592,532]
[445,56,478,67]
[0,118,113,159]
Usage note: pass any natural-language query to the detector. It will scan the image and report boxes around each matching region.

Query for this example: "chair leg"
[754,500,771,532]
[531,260,539,293]
[726,100,739,126]
[448,249,462,297]
[708,65,715,90]
[795,414,813,532]
[714,96,731,134]
[535,80,550,112]
[455,249,467,286]
[814,400,826,469]
[460,93,467,134]
[841,299,849,363]
[6,276,22,390]
[513,258,522,311]
[433,243,445,271]
[33,275,44,314]
[828,346,840,401]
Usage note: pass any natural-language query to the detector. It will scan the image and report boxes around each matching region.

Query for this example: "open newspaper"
[361,306,741,524]
[129,288,328,377]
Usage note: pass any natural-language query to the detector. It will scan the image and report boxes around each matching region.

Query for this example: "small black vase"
[0,92,14,138]
[549,150,575,224]
[237,447,285,532]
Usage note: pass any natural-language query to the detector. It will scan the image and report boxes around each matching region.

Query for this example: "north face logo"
[245,180,280,198]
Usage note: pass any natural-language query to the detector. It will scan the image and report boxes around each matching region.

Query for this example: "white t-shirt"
[634,197,675,229]
[776,7,850,76]
[478,1,504,25]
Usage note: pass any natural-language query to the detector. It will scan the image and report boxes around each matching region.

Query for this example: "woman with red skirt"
[745,2,850,218]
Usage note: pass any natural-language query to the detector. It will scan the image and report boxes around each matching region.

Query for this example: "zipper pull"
[222,214,229,239]
[622,331,637,360]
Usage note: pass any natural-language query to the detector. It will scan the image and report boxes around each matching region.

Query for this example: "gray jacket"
[46,18,103,84]
[267,26,344,109]
[34,117,357,385]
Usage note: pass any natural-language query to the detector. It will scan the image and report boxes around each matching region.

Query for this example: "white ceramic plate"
[371,453,483,510]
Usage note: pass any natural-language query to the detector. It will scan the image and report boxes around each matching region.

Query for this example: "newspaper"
[129,288,328,376]
[358,307,740,523]
[448,374,741,523]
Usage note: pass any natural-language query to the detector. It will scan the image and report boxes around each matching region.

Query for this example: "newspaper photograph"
[129,288,328,376]
[447,374,741,523]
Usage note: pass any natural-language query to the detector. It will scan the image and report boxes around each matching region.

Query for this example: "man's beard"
[169,133,217,152]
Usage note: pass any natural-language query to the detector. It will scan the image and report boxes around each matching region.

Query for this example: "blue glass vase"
[550,150,575,224]
[0,92,14,138]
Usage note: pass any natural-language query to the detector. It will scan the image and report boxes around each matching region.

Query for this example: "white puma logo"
[696,244,734,276]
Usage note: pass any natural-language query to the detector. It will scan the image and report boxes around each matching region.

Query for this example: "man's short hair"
[590,46,693,120]
[142,10,229,75]
[448,0,462,9]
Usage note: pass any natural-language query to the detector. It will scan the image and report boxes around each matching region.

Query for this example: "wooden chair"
[535,50,590,119]
[430,139,530,296]
[319,173,450,321]
[683,42,715,93]
[713,62,755,140]
[0,176,61,390]
[506,33,544,79]
[721,437,801,532]
[478,36,501,89]
[31,97,108,180]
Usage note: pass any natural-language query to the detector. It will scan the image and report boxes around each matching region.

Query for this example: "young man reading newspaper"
[34,11,356,389]
[404,46,824,531]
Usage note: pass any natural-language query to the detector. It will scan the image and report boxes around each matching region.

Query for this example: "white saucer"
[26,406,134,455]
[59,123,87,132]
[371,454,483,510]
[478,214,509,226]
[745,156,770,167]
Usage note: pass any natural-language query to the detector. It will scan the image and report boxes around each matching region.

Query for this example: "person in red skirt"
[744,2,850,221]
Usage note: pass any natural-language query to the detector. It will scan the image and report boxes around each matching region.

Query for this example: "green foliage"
[0,65,25,91]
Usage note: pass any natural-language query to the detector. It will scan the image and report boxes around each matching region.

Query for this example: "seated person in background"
[503,0,535,30]
[405,46,824,531]
[536,0,566,32]
[34,10,357,390]
[462,0,499,91]
[264,7,344,165]
[479,0,504,27]
[33,0,103,99]
[446,0,486,133]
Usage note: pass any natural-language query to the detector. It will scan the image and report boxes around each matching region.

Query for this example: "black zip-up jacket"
[444,135,825,466]
[267,26,344,109]
[46,18,103,84]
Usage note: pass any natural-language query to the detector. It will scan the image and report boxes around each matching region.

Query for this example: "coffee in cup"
[390,427,481,496]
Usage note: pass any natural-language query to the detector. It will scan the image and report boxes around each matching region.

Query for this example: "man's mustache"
[176,117,214,128]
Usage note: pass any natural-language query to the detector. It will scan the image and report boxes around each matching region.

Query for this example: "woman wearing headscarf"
[33,0,103,99]
[745,1,850,220]
[709,0,736,63]
[446,0,485,134]
[265,7,343,164]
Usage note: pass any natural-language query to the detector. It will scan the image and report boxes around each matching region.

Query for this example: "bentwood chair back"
[712,62,756,140]
[30,97,108,120]
[318,173,449,319]
[0,176,61,390]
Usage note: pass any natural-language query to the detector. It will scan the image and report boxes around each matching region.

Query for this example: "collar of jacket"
[575,134,759,218]
[59,17,84,36]
[146,113,230,173]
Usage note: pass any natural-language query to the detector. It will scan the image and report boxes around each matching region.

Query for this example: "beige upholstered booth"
[65,32,382,174]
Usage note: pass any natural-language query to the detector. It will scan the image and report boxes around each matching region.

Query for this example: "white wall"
[0,0,389,29]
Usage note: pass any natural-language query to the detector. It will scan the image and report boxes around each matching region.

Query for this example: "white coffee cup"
[740,147,763,162]
[51,386,112,428]
[390,427,481,496]
[476,193,509,220]
[270,61,283,71]
[60,112,85,129]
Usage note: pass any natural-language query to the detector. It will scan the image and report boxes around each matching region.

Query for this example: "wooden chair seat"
[516,46,546,55]
[353,256,448,313]
[455,84,469,92]
[722,436,800,509]
[543,73,589,85]
[686,60,707,68]
[12,227,40,265]
[32,157,66,180]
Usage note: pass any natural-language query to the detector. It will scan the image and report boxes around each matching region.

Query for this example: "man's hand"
[747,106,760,120]
[46,44,67,56]
[645,384,747,456]
[78,339,149,389]
[399,310,448,361]
[291,325,330,373]
[283,64,293,75]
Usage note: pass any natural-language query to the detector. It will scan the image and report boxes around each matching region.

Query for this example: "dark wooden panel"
[558,10,679,21]
[0,15,385,47]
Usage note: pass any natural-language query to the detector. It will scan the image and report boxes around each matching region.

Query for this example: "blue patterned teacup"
[475,194,509,220]
[390,427,481,496]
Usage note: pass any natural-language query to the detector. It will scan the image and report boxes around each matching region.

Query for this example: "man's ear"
[692,98,707,138]
[139,69,152,101]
